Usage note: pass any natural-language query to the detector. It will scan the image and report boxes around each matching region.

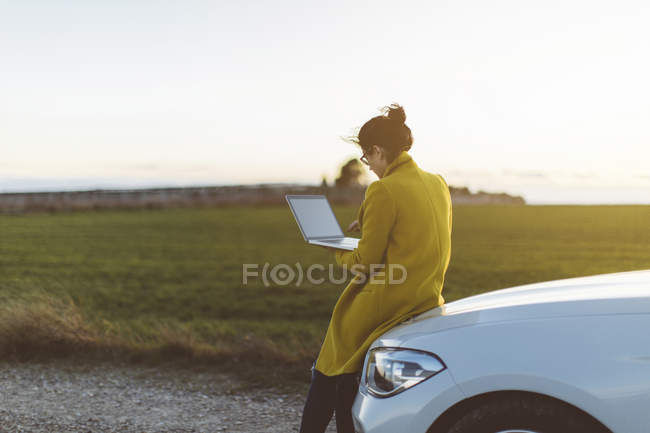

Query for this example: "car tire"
[446,393,610,433]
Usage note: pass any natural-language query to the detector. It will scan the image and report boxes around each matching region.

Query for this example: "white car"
[352,268,650,433]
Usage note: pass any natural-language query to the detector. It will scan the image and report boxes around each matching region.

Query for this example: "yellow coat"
[314,150,452,376]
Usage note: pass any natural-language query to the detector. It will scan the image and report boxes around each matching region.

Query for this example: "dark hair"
[343,103,413,163]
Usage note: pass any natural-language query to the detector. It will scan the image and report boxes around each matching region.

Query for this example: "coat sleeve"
[335,181,397,273]
[439,174,452,231]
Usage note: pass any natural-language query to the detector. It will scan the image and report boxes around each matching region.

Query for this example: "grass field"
[1,204,649,390]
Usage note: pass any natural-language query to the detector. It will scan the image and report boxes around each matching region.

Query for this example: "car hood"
[377,268,650,346]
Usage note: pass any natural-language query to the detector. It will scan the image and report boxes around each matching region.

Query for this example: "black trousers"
[299,361,361,433]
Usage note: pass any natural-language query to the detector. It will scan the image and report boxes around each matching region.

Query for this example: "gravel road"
[0,359,339,432]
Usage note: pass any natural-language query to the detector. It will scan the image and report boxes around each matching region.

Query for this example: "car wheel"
[446,394,609,433]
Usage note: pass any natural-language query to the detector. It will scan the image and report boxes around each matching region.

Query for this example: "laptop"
[285,195,360,251]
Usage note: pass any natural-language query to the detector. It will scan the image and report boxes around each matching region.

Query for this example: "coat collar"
[382,150,413,178]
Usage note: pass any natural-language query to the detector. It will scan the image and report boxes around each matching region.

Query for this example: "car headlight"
[365,347,446,397]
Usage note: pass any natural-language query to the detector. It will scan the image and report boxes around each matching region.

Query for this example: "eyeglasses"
[360,149,370,165]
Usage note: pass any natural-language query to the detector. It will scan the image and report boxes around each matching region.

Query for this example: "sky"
[1,0,649,204]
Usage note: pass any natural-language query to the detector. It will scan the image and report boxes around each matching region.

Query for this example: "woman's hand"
[347,219,360,232]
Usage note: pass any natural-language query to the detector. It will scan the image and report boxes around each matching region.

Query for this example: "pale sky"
[1,0,649,204]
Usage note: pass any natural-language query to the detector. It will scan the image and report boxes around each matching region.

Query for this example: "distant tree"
[334,159,364,187]
[320,175,329,189]
[450,186,471,195]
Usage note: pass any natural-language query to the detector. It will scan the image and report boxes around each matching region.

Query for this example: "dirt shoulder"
[0,359,338,433]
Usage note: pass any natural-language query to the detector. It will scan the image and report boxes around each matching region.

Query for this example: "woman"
[299,103,453,433]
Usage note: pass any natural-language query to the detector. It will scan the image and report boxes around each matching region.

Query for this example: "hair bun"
[383,103,406,125]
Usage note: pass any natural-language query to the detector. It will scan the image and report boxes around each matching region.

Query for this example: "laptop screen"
[286,195,344,240]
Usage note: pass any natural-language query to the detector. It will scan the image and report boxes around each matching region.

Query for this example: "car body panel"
[353,269,650,433]
[352,369,464,433]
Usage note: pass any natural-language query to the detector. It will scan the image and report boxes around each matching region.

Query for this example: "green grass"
[1,204,649,390]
